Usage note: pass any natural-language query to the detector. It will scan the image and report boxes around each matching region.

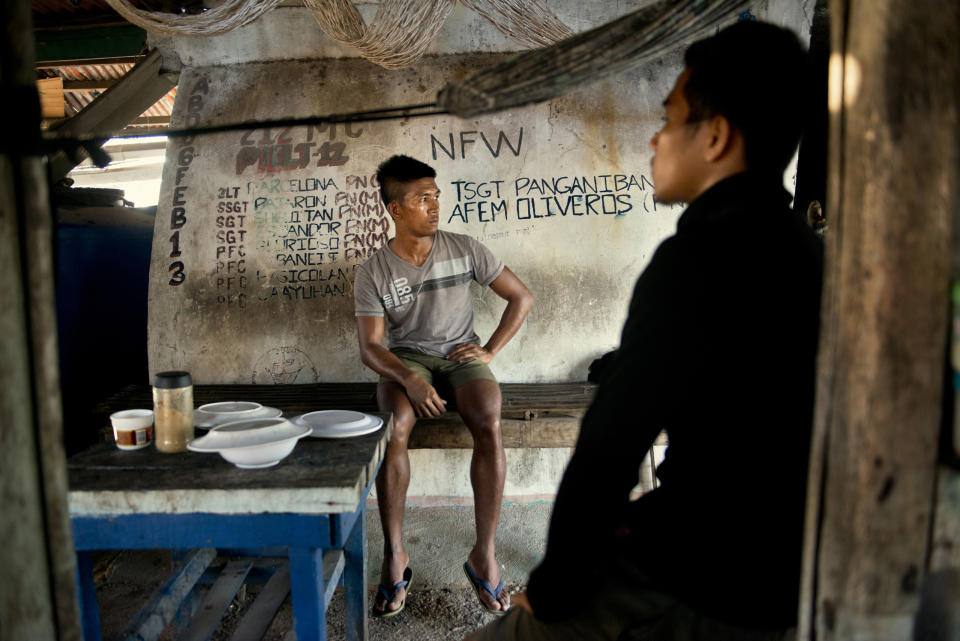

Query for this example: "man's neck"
[389,232,436,267]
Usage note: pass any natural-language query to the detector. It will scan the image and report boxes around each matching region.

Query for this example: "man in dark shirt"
[468,19,822,641]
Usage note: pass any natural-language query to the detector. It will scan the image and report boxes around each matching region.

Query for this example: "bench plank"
[118,547,216,641]
[180,558,252,641]
[409,416,582,448]
[321,549,345,611]
[229,563,290,641]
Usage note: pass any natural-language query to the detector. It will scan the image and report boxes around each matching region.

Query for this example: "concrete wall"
[146,0,814,501]
[147,51,686,383]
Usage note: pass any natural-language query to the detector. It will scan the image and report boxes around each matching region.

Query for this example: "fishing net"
[104,0,573,67]
[438,0,752,117]
[459,0,573,48]
[305,0,574,68]
[102,0,749,90]
[304,0,457,70]
[104,0,284,36]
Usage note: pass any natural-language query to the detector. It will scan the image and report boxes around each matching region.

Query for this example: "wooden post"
[799,1,960,639]
[0,0,82,639]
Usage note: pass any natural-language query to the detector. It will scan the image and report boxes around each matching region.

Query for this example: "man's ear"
[387,201,400,221]
[703,115,735,163]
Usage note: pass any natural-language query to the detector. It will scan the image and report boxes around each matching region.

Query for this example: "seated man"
[468,19,822,641]
[354,154,533,618]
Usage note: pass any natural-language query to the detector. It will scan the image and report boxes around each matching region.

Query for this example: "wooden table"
[68,412,392,641]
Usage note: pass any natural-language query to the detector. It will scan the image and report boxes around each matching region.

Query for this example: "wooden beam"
[800,1,960,639]
[180,559,252,641]
[35,55,144,69]
[409,416,580,449]
[117,548,217,641]
[62,79,119,92]
[1,0,82,638]
[129,115,171,127]
[229,564,290,641]
[37,76,65,118]
[46,49,178,180]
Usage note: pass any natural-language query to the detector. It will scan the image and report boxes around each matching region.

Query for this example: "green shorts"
[381,347,497,390]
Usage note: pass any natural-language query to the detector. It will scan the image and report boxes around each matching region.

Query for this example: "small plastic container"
[152,371,194,453]
[110,409,153,450]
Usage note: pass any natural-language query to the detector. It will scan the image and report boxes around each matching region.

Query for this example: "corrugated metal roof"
[37,59,176,127]
[32,0,182,130]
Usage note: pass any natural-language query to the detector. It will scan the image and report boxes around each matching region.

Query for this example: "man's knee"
[462,404,502,447]
[455,379,503,444]
[378,382,416,445]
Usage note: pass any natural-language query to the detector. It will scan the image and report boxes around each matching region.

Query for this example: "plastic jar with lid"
[152,371,194,453]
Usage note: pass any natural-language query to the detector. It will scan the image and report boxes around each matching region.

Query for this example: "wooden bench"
[95,382,600,449]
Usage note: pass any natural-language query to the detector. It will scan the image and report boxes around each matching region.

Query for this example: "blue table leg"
[289,546,327,641]
[343,506,368,641]
[75,551,102,641]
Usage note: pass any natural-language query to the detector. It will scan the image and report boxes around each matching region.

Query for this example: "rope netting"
[438,0,752,117]
[104,0,284,36]
[105,0,574,67]
[459,0,573,48]
[304,0,456,70]
[43,0,757,152]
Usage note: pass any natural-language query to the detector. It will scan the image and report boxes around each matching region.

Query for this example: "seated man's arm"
[356,315,447,417]
[446,267,534,364]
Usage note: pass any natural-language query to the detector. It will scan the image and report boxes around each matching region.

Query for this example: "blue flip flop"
[373,566,413,619]
[463,561,509,616]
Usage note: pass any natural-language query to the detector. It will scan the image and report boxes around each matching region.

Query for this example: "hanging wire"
[41,102,447,166]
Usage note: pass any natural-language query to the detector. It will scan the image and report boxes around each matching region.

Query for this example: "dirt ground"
[94,550,521,641]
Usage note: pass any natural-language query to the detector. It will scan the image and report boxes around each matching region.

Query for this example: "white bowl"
[187,417,311,469]
[110,409,154,450]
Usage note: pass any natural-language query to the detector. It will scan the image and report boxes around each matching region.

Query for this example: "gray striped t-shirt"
[354,230,504,358]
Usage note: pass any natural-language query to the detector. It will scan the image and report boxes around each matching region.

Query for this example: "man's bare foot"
[373,550,411,616]
[466,550,511,613]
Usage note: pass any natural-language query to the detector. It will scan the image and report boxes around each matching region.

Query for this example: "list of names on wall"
[215,185,249,308]
[205,173,389,305]
[191,121,679,311]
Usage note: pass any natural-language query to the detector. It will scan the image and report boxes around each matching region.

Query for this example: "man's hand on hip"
[403,374,448,418]
[446,342,493,364]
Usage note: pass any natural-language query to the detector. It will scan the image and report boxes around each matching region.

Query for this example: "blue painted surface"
[344,501,369,641]
[72,513,332,550]
[172,587,205,637]
[76,552,103,641]
[331,510,359,548]
[322,551,346,610]
[289,547,328,641]
[72,418,389,640]
[116,548,216,641]
[73,509,365,640]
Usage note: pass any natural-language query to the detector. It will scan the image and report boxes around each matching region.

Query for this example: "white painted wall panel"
[146,0,812,385]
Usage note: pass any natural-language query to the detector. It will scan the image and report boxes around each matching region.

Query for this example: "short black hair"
[376,155,437,206]
[683,20,809,173]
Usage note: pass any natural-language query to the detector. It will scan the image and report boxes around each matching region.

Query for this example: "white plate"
[198,401,262,415]
[194,405,282,428]
[292,410,384,439]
